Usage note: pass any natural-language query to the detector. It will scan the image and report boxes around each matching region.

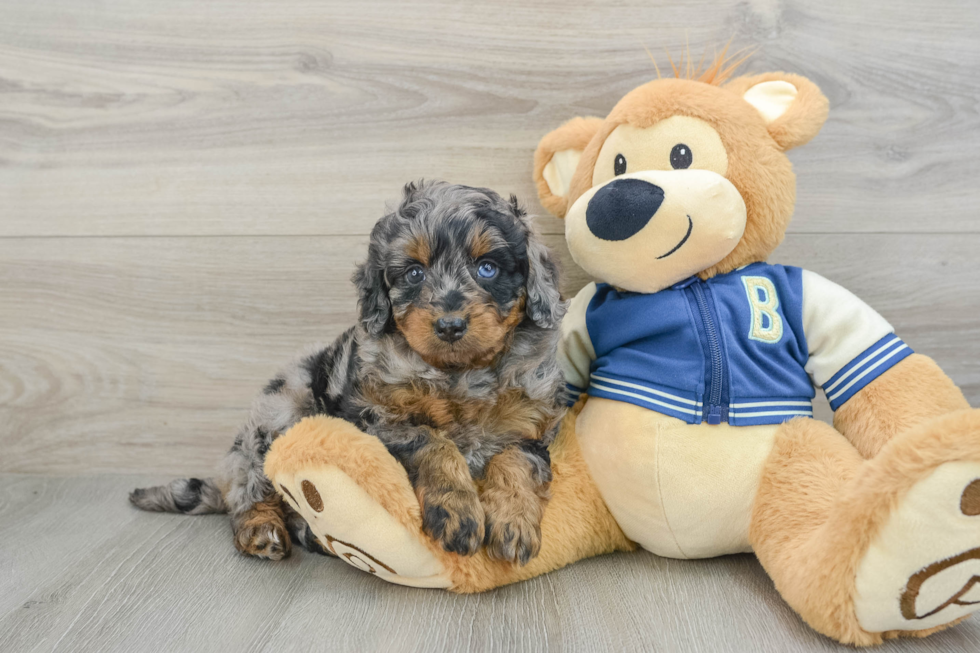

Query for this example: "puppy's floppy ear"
[511,196,566,329]
[398,179,430,219]
[533,116,604,219]
[352,235,392,338]
[725,72,829,151]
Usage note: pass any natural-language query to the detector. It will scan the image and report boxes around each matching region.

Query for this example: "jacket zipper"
[690,281,727,424]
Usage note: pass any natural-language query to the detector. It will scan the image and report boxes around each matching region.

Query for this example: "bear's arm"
[801,270,913,411]
[801,270,970,457]
[559,282,598,405]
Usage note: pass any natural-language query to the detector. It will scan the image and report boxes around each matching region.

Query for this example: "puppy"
[131,181,568,565]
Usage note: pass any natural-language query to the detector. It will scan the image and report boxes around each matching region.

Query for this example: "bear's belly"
[576,397,780,559]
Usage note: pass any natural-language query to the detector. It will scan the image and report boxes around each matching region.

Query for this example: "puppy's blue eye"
[406,265,426,284]
[477,261,498,279]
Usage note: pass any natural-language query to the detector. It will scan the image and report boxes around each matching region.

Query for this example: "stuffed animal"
[265,57,980,645]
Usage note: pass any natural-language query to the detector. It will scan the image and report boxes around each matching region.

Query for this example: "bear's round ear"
[533,116,604,218]
[725,73,829,151]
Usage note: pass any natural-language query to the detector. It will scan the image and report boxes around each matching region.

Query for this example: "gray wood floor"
[3,474,980,653]
[2,0,980,651]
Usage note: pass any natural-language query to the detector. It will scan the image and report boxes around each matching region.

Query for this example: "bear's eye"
[670,144,692,170]
[614,153,627,176]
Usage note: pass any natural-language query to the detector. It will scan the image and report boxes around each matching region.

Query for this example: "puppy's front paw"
[483,496,544,566]
[234,518,291,561]
[420,487,485,556]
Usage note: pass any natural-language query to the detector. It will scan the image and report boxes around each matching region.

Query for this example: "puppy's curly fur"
[131,181,568,565]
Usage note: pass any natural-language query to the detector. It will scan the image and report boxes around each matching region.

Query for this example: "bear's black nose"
[586,178,665,241]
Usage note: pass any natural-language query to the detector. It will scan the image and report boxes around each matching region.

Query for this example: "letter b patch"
[742,276,783,344]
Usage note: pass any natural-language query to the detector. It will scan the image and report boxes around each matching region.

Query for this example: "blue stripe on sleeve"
[566,382,585,406]
[822,334,913,411]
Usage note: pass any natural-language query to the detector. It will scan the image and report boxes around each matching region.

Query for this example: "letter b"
[742,276,783,344]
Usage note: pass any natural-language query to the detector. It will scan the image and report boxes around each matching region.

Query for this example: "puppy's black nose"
[434,316,468,343]
[586,178,665,241]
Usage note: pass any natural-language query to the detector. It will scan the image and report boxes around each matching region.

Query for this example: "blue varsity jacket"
[561,262,913,426]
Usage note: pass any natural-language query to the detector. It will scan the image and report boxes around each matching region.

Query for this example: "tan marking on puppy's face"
[384,206,534,370]
[463,298,525,362]
[405,236,431,266]
[469,228,495,259]
[394,297,525,369]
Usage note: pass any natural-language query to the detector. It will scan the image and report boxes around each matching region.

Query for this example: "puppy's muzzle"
[586,178,665,241]
[434,315,468,343]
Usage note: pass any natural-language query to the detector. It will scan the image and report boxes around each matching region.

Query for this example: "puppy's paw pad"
[235,521,291,561]
[421,489,485,557]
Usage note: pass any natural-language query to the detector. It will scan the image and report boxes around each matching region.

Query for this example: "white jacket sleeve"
[801,270,913,410]
[558,282,598,404]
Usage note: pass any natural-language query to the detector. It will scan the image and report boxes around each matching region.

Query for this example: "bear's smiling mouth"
[655,215,693,259]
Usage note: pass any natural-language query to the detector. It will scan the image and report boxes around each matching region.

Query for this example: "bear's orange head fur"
[534,55,829,293]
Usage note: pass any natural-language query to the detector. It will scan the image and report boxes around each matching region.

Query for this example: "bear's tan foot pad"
[855,461,980,632]
[265,416,452,589]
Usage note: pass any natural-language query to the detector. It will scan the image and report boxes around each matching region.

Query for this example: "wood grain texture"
[0,0,978,237]
[3,1,980,650]
[1,473,979,653]
[2,233,980,475]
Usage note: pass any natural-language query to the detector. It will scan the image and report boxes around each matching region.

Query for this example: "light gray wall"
[3,0,979,475]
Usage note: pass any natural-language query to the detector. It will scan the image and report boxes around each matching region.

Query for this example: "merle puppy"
[131,181,568,565]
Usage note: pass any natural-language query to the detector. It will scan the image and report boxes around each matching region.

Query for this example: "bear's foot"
[264,416,453,589]
[275,465,452,588]
[855,460,980,634]
[265,411,637,594]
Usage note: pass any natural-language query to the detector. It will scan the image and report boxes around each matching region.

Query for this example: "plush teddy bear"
[265,59,980,645]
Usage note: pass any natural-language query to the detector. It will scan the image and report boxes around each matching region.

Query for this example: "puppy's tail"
[129,477,227,515]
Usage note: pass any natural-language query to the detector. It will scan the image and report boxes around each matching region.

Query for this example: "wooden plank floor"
[1,474,979,653]
[2,0,980,650]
